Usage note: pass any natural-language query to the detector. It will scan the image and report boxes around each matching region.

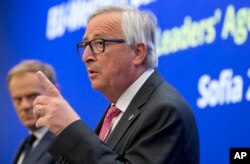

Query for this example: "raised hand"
[33,71,80,135]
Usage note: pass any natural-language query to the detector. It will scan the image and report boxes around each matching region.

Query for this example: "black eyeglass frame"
[77,38,125,56]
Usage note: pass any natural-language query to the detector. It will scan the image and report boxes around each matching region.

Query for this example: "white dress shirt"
[107,69,154,136]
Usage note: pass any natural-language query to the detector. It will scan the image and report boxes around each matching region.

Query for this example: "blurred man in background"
[7,60,58,164]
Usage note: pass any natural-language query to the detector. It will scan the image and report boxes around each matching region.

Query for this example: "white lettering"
[156,9,221,56]
[234,152,247,159]
[246,68,250,101]
[197,75,211,108]
[241,152,247,159]
[234,152,241,159]
[197,69,243,109]
[221,5,250,45]
[46,4,66,40]
[235,152,241,159]
[46,0,156,40]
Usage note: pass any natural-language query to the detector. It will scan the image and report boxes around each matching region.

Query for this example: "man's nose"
[20,97,32,111]
[83,47,96,63]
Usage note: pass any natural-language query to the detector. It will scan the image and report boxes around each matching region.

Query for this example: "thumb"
[37,71,59,97]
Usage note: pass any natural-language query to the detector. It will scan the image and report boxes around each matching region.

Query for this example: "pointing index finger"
[37,71,59,97]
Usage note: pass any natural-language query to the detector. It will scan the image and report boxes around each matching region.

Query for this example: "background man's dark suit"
[49,71,199,164]
[13,131,58,164]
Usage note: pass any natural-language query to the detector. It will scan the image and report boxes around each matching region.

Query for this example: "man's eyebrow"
[82,34,106,42]
[83,38,88,42]
[12,92,41,99]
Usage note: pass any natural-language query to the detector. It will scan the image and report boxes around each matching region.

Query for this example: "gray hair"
[88,5,158,68]
[7,59,56,86]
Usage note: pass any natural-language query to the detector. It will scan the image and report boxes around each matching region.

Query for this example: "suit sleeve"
[49,120,123,164]
[49,104,192,164]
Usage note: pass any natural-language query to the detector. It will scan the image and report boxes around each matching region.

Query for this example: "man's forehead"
[83,13,122,41]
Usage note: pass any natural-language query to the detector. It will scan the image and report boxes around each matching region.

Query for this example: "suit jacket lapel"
[105,71,163,149]
[105,106,140,149]
[13,139,26,164]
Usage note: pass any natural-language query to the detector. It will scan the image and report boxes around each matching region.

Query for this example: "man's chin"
[24,121,38,131]
[91,82,102,90]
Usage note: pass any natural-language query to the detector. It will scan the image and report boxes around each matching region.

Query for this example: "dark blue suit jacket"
[49,71,199,164]
[13,131,58,164]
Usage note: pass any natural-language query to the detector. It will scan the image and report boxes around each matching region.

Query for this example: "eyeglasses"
[77,38,125,57]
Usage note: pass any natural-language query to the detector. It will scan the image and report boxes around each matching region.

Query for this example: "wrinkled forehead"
[83,12,123,40]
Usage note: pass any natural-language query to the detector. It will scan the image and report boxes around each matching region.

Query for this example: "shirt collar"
[115,69,154,112]
[29,127,48,140]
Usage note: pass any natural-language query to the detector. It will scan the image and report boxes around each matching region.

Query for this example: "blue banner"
[0,0,249,163]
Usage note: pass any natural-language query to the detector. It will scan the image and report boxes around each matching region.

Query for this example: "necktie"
[99,105,121,141]
[22,134,36,163]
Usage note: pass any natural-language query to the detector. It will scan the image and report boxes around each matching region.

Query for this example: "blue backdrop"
[0,0,249,163]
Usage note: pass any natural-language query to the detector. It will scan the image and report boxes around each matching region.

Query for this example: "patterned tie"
[22,134,36,163]
[99,105,121,141]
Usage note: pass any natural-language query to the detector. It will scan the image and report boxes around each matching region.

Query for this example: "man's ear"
[133,42,147,66]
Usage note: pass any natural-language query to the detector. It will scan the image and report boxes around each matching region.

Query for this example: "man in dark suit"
[7,60,58,164]
[33,5,199,164]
